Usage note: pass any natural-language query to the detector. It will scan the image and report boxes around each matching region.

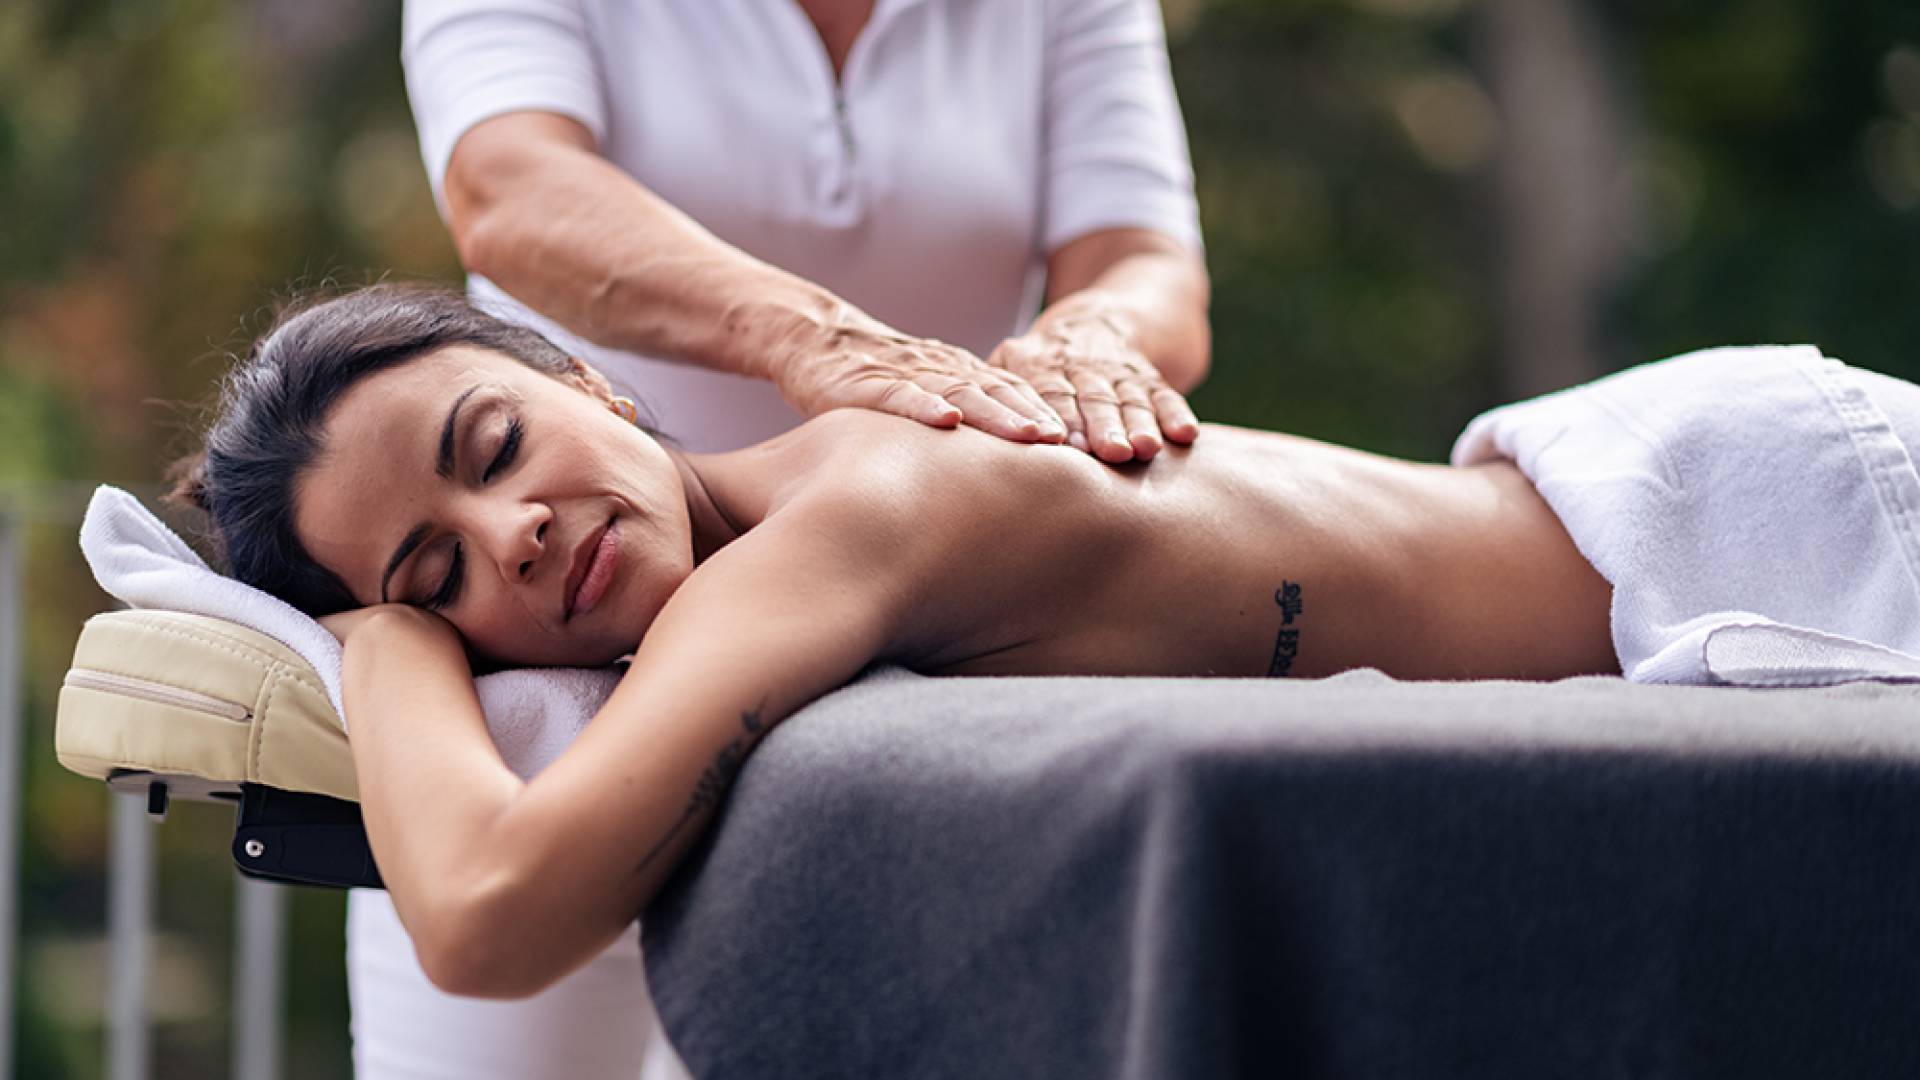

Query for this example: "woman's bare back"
[699,410,1619,682]
[296,340,1617,1001]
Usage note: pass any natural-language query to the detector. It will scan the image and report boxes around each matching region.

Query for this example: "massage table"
[57,610,380,888]
[55,607,1920,1078]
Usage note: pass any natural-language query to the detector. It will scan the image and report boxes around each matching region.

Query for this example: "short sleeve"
[402,0,608,213]
[1041,0,1204,255]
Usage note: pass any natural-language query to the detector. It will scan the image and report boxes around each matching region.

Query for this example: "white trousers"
[347,888,691,1080]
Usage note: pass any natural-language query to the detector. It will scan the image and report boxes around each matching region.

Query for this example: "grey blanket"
[641,668,1920,1079]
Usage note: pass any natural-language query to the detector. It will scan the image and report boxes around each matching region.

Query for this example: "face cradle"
[294,345,692,667]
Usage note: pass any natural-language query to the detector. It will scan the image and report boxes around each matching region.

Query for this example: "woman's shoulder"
[795,406,1024,473]
[799,407,1097,499]
[767,408,1094,566]
[783,408,984,515]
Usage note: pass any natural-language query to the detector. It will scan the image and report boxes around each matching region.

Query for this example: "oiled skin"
[321,375,1622,1001]
[694,408,1620,683]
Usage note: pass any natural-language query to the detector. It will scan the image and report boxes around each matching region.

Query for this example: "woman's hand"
[319,603,462,654]
[988,299,1200,464]
[768,305,1069,444]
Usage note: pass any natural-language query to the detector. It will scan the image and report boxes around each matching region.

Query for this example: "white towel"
[79,486,349,710]
[77,486,615,776]
[469,667,620,779]
[1452,345,1920,686]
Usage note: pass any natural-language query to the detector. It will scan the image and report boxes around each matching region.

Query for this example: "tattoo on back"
[633,701,771,879]
[1266,580,1304,678]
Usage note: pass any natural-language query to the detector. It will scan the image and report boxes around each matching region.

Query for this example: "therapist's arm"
[1044,226,1211,393]
[444,111,1064,443]
[989,226,1211,464]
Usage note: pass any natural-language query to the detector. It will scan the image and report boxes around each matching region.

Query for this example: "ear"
[559,355,616,404]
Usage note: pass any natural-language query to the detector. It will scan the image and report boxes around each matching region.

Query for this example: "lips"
[562,517,618,622]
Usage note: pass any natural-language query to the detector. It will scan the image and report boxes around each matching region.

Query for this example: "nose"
[473,497,552,584]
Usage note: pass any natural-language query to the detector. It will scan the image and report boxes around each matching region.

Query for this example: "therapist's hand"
[987,300,1200,464]
[769,310,1068,443]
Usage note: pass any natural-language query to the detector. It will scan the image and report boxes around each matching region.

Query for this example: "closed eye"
[419,416,515,610]
[425,542,464,611]
[482,418,523,483]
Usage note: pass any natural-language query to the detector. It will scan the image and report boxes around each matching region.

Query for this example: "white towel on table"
[77,485,614,776]
[1452,345,1920,686]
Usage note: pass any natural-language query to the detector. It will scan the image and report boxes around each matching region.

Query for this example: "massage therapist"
[350,1,1210,1076]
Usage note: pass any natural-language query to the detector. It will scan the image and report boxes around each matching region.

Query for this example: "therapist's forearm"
[446,115,859,381]
[1039,231,1212,394]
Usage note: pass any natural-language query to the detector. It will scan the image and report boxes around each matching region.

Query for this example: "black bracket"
[232,783,384,890]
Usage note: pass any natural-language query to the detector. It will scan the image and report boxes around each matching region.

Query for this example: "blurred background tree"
[2,0,1917,1075]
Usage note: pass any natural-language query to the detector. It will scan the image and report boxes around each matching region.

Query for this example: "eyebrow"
[378,384,479,603]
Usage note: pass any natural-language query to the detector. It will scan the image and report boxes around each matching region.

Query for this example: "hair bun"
[164,450,213,515]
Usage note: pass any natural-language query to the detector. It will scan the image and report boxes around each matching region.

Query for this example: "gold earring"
[609,396,640,424]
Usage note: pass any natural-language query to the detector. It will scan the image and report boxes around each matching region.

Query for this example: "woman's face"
[294,345,691,667]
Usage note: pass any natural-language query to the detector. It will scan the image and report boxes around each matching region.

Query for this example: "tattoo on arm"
[1266,580,1304,678]
[633,701,770,879]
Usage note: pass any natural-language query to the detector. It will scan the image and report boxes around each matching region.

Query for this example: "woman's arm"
[340,499,905,999]
[445,113,1063,442]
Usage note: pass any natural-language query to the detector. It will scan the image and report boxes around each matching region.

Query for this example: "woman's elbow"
[418,942,550,1002]
[412,873,565,1000]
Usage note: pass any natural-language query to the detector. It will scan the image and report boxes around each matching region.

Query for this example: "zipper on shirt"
[833,89,858,163]
[64,668,252,723]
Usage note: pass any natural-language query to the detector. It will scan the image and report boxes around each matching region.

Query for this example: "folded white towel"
[79,486,348,710]
[77,486,614,776]
[1453,346,1920,686]
[472,667,619,779]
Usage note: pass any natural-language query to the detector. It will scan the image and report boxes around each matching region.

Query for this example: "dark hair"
[172,284,580,616]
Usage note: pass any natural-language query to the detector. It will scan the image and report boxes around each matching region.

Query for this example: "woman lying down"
[173,285,1920,999]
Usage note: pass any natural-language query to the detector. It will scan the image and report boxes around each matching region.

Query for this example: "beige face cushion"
[56,610,357,803]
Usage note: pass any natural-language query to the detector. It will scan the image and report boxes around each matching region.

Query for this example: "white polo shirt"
[402,0,1203,451]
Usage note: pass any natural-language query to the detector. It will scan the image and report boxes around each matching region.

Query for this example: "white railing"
[1,493,289,1080]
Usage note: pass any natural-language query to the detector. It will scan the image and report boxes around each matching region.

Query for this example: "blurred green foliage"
[1618,1,1920,376]
[2,0,1918,1076]
[1175,0,1502,456]
[1176,0,1920,457]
